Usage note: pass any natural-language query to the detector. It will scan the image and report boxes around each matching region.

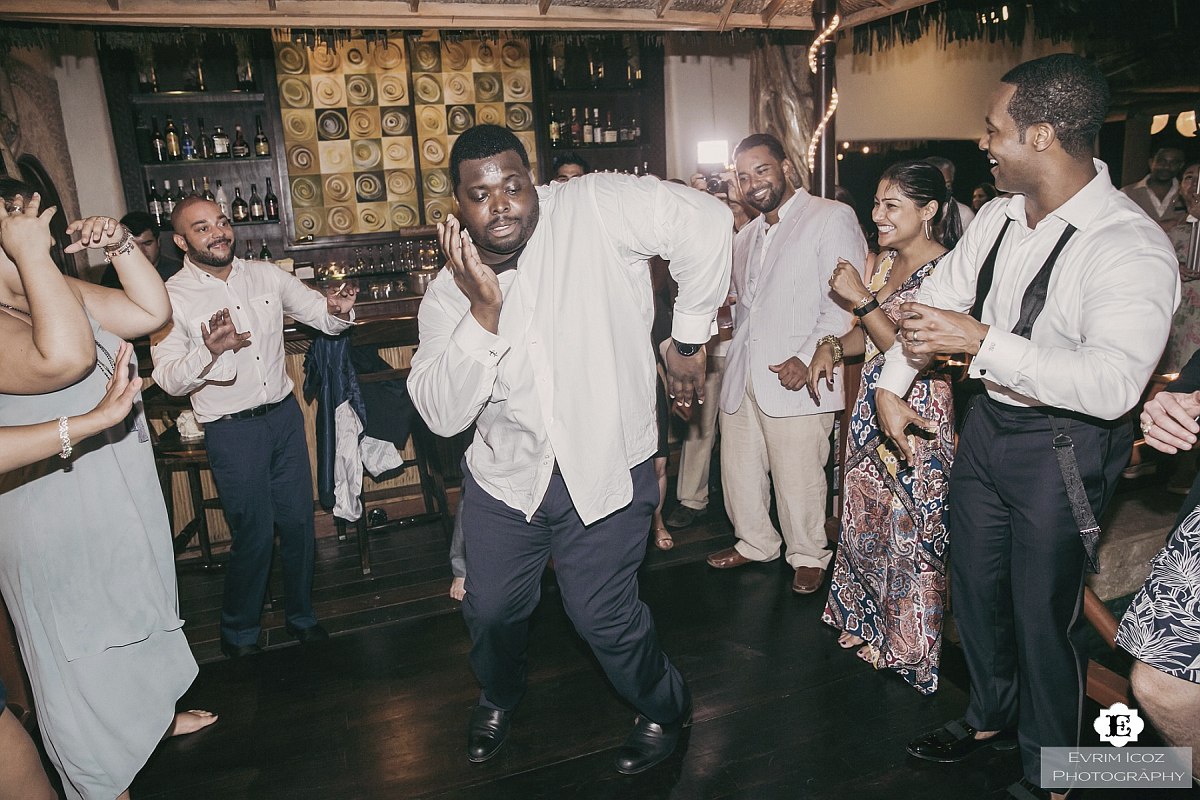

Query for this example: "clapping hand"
[438,214,503,332]
[64,216,128,253]
[201,309,251,356]
[0,193,57,263]
[325,282,359,317]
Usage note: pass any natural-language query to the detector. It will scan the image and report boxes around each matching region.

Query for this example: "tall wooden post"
[811,0,838,199]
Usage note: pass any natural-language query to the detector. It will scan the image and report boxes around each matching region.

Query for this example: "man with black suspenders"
[873,55,1179,800]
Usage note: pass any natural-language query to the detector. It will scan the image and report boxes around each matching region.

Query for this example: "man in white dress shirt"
[874,55,1179,800]
[408,125,731,774]
[704,133,865,595]
[152,197,357,659]
[1121,145,1187,231]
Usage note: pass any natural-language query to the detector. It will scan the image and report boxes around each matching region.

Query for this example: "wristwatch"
[673,340,703,358]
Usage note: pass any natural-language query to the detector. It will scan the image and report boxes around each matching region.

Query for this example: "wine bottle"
[150,116,167,163]
[181,120,196,160]
[212,125,231,159]
[197,117,213,160]
[253,115,270,157]
[248,183,265,221]
[214,180,230,217]
[163,181,177,216]
[548,107,561,148]
[165,116,181,160]
[231,125,251,159]
[568,107,581,147]
[582,109,593,146]
[176,179,186,205]
[147,180,164,226]
[231,186,249,223]
[244,241,254,260]
[189,177,199,197]
[201,176,215,202]
[264,177,279,221]
[259,239,273,261]
[604,111,618,144]
[592,107,603,144]
[236,52,257,92]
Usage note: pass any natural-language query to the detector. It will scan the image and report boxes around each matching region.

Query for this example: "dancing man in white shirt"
[874,55,1179,800]
[408,125,731,774]
[152,197,357,659]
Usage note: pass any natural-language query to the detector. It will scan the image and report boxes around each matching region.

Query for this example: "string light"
[806,12,841,173]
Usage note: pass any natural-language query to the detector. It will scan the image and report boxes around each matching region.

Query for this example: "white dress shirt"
[1122,175,1182,226]
[152,257,352,422]
[408,174,732,525]
[878,160,1180,420]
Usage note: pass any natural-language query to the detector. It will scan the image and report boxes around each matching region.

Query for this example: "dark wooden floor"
[131,502,1198,800]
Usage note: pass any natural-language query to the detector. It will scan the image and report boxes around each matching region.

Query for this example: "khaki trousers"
[720,382,833,570]
[676,355,726,511]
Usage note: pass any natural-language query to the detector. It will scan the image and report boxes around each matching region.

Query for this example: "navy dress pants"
[459,458,689,726]
[205,396,319,646]
[950,397,1130,783]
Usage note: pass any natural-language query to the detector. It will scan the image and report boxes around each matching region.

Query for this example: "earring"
[923,218,932,240]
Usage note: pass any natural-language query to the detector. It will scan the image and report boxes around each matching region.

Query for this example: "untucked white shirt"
[878,160,1180,420]
[152,257,352,422]
[408,174,732,525]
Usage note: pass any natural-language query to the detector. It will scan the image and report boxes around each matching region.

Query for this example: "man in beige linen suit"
[705,133,866,594]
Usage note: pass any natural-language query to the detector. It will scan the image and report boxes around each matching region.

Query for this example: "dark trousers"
[950,398,1130,782]
[205,396,318,645]
[460,459,689,726]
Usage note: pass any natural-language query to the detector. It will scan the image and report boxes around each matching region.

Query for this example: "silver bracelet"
[57,415,72,460]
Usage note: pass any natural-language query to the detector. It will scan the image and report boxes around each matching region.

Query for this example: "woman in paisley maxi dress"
[809,161,962,694]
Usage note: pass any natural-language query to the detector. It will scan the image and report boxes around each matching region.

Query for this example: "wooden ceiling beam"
[716,0,736,32]
[759,0,784,26]
[538,0,552,14]
[655,0,673,19]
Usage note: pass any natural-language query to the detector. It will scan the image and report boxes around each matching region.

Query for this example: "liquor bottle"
[181,120,196,160]
[604,111,618,144]
[150,116,167,163]
[236,50,257,91]
[214,180,230,217]
[231,186,249,223]
[147,180,164,226]
[582,109,593,146]
[231,125,251,159]
[244,241,254,260]
[201,176,215,202]
[592,108,603,144]
[253,115,270,157]
[248,183,265,221]
[185,56,206,92]
[137,52,158,93]
[176,179,186,204]
[162,181,177,217]
[259,239,272,261]
[164,116,181,160]
[568,107,583,146]
[548,107,561,148]
[212,125,231,159]
[264,177,279,221]
[189,177,199,197]
[619,116,630,143]
[197,117,213,160]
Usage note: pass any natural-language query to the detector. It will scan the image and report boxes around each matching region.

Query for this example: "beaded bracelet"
[102,225,136,263]
[815,334,844,365]
[57,415,72,460]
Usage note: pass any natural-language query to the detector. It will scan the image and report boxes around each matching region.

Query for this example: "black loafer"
[906,718,1017,763]
[220,640,263,659]
[285,623,329,644]
[613,701,692,775]
[467,705,511,763]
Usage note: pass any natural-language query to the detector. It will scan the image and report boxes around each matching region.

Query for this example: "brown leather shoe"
[706,547,755,569]
[792,566,825,594]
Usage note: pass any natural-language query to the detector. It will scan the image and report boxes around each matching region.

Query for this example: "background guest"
[99,211,182,289]
[971,182,999,212]
[1122,146,1187,231]
[552,152,590,182]
[925,155,976,229]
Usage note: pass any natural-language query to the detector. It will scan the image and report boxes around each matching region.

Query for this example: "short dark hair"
[120,211,159,237]
[0,177,39,209]
[1151,146,1186,160]
[1000,54,1109,159]
[973,182,999,202]
[552,151,589,175]
[879,159,963,250]
[734,133,787,163]
[450,124,530,190]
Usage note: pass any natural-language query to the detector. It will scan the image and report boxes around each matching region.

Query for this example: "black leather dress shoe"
[613,701,692,775]
[285,623,330,644]
[220,640,263,659]
[906,718,1018,763]
[467,705,511,763]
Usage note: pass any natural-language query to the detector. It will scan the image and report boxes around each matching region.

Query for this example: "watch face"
[674,341,701,357]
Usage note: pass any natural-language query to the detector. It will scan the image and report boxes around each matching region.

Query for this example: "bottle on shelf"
[137,50,158,94]
[176,179,186,205]
[264,178,279,221]
[162,182,177,217]
[548,107,561,148]
[253,115,270,157]
[185,56,206,92]
[244,241,254,260]
[582,109,593,146]
[591,108,603,144]
[259,239,272,261]
[212,125,231,159]
[147,180,164,226]
[388,242,397,271]
[197,117,213,160]
[604,111,618,144]
[181,120,196,160]
[189,177,199,197]
[214,180,230,217]
[164,116,181,160]
[231,186,249,223]
[236,43,257,91]
[619,116,630,143]
[231,125,251,159]
[201,176,215,202]
[631,116,641,142]
[150,116,167,163]
[248,183,265,221]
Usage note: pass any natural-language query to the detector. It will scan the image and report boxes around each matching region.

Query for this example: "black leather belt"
[215,398,286,422]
